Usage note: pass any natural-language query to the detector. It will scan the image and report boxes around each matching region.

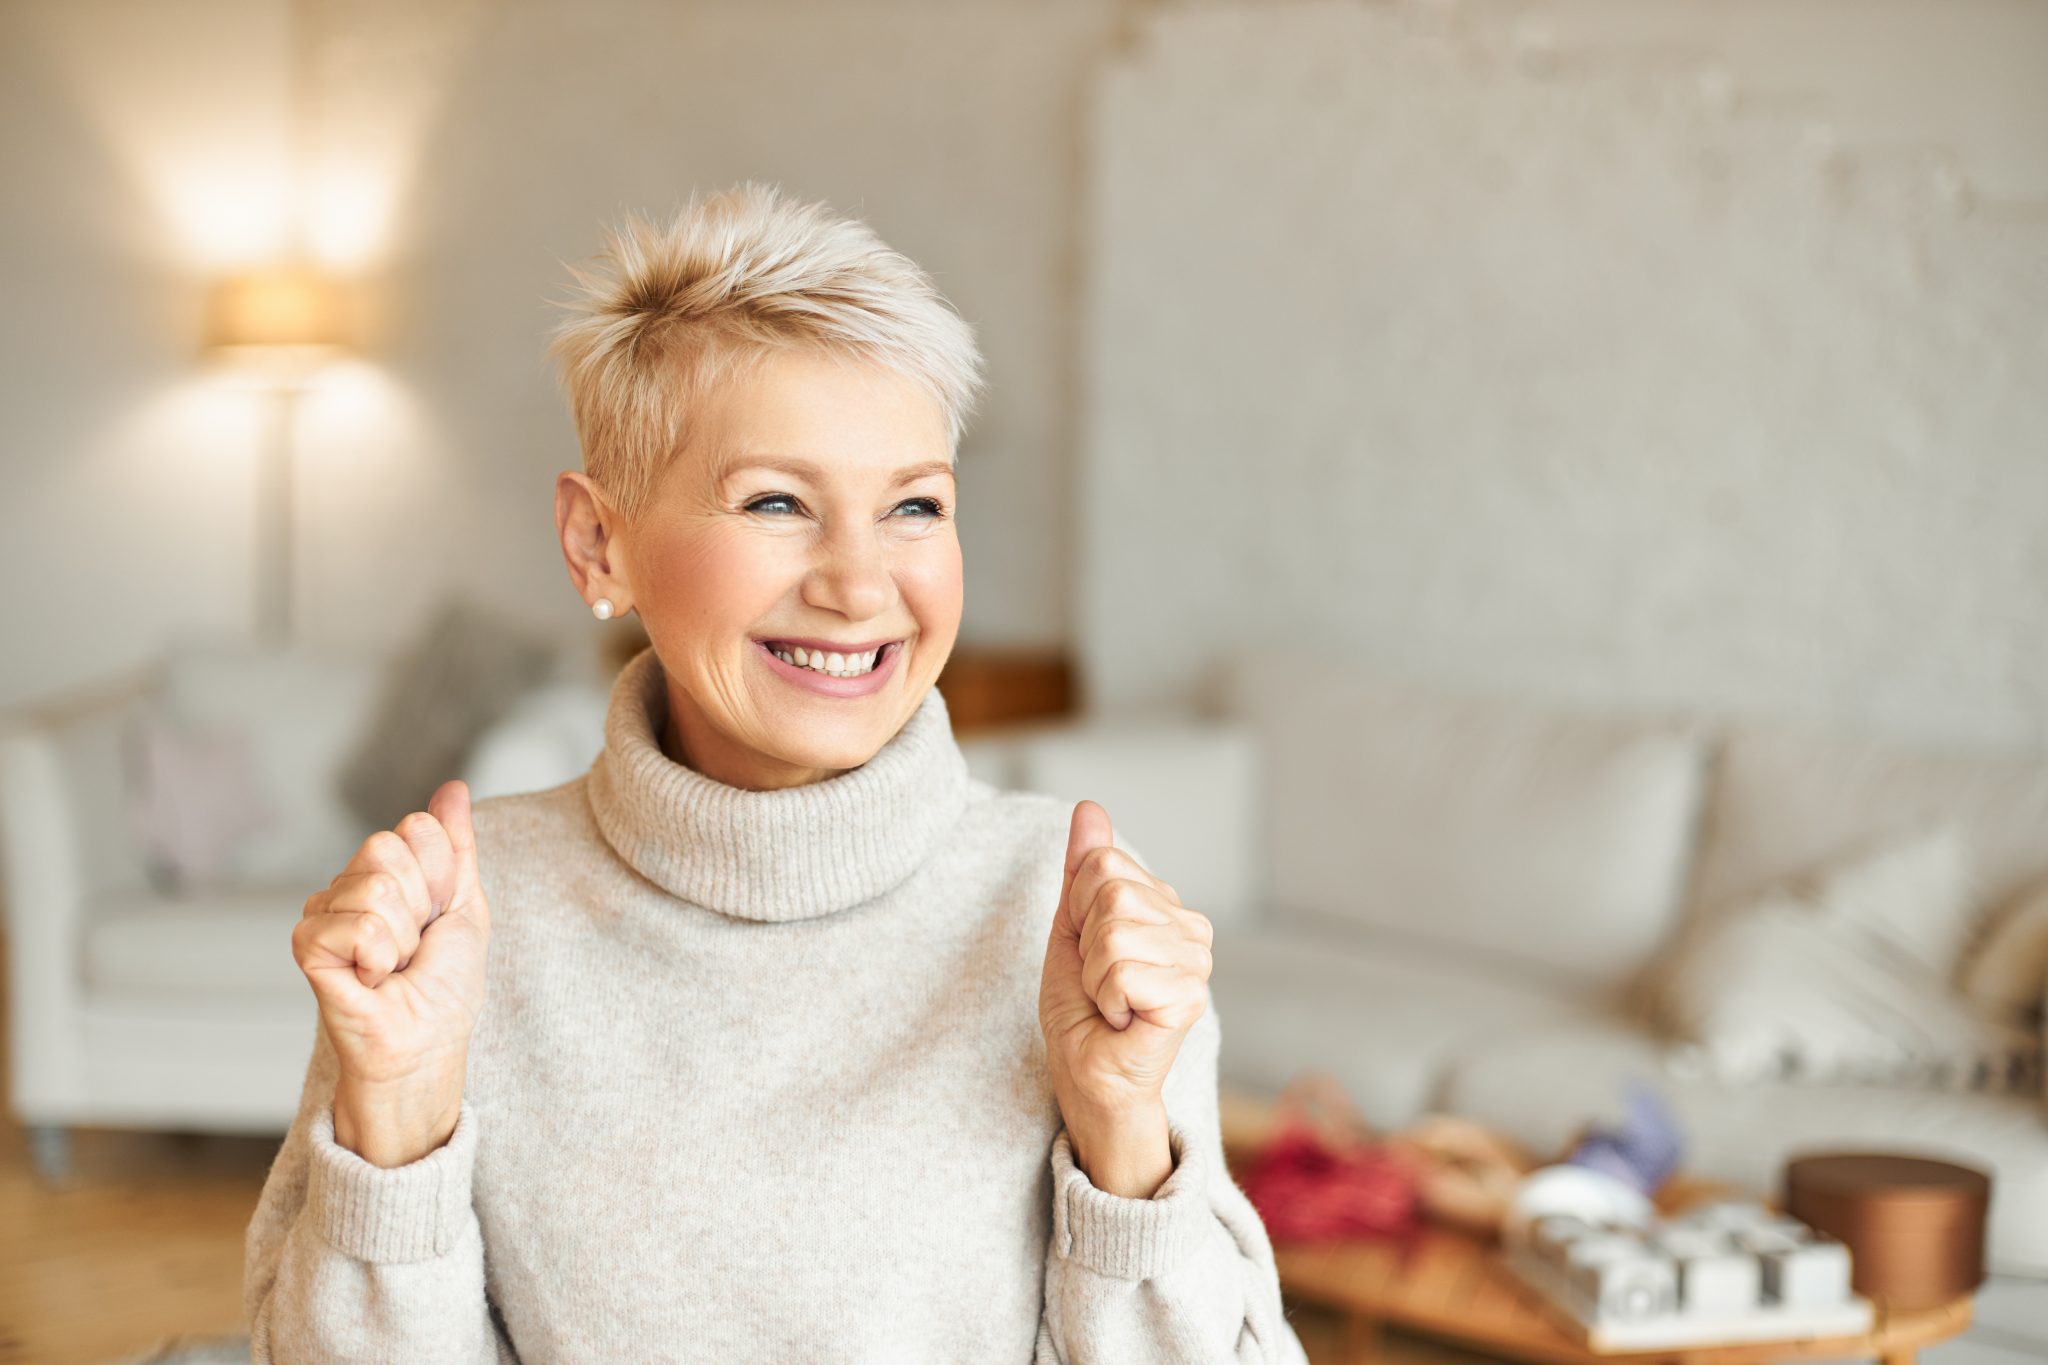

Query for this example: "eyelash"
[744,494,947,520]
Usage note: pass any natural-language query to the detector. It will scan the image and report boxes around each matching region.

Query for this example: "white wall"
[3,0,2044,756]
[1,0,1127,705]
[1079,0,2048,752]
[0,0,294,702]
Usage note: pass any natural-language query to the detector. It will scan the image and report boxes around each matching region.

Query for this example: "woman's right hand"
[293,777,492,1167]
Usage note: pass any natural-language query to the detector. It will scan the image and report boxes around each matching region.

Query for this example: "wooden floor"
[0,936,281,1365]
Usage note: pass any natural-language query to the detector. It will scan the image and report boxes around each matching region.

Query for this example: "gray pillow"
[338,596,559,832]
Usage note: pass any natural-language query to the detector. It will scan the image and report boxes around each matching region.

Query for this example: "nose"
[800,516,895,623]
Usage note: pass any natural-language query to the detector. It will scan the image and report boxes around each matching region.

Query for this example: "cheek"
[639,524,797,632]
[900,535,964,635]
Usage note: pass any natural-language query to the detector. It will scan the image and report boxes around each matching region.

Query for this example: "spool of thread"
[1782,1152,1990,1311]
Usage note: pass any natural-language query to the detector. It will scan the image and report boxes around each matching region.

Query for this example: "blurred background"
[1,1,2045,1362]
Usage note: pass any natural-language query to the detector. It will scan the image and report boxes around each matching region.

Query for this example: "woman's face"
[594,348,962,790]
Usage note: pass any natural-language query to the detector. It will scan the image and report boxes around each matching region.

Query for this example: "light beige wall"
[0,0,293,703]
[3,0,2043,749]
[1079,0,2048,750]
[1,0,1128,707]
[291,0,1128,660]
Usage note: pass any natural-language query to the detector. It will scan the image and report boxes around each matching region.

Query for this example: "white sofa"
[9,639,2044,1287]
[966,648,2048,1281]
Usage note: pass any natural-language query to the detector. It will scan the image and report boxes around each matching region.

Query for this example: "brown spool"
[1782,1152,1991,1311]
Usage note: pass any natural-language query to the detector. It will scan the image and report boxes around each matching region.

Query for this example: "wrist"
[332,1064,466,1169]
[1062,1093,1172,1199]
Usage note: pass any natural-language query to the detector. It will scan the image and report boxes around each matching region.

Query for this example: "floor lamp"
[204,267,349,644]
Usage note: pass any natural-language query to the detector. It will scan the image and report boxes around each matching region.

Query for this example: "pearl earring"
[592,597,615,621]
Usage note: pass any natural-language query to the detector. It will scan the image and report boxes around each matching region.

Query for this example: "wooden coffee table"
[1218,1093,1975,1365]
[1269,1220,1972,1365]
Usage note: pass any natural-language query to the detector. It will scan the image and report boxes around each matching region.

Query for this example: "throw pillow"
[124,709,274,894]
[1658,825,2041,1093]
[1957,875,2048,1023]
[336,595,559,832]
[151,633,385,888]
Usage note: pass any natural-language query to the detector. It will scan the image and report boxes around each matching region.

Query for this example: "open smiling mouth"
[753,638,901,680]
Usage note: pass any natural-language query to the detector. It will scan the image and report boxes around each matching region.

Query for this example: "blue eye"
[745,494,800,515]
[895,497,946,519]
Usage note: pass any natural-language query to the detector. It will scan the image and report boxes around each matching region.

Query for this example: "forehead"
[697,349,950,483]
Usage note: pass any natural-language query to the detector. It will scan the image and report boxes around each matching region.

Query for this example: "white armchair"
[0,665,339,1179]
[0,638,610,1182]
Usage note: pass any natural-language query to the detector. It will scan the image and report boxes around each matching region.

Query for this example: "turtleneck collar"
[585,644,972,922]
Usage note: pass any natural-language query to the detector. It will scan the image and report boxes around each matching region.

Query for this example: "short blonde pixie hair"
[549,180,987,523]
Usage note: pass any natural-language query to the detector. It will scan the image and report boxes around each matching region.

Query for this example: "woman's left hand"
[1037,799,1215,1132]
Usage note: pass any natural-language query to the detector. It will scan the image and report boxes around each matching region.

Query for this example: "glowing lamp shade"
[204,265,355,641]
[204,266,349,354]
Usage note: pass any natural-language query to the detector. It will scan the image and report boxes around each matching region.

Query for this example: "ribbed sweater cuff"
[306,1098,479,1264]
[1050,1119,1213,1280]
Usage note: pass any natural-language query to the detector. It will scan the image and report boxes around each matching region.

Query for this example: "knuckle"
[1103,879,1143,913]
[362,828,410,867]
[1101,924,1138,959]
[396,810,441,842]
[301,890,326,919]
[1081,845,1118,878]
[367,872,400,907]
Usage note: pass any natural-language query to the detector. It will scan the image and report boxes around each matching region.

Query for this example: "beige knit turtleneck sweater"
[244,646,1308,1363]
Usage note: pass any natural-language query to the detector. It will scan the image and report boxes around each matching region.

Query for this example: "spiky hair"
[548,181,986,521]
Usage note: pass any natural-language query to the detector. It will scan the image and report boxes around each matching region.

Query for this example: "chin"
[766,715,894,772]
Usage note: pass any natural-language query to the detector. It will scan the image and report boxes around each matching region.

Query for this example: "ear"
[556,471,632,612]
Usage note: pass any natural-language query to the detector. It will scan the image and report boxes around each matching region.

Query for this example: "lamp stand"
[255,384,299,644]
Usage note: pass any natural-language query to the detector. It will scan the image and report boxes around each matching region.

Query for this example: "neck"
[659,687,841,791]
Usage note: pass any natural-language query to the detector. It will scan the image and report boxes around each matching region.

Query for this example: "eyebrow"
[719,455,955,487]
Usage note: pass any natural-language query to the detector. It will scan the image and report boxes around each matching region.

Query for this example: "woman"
[244,181,1306,1363]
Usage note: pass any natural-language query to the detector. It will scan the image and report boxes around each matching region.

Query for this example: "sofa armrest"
[0,722,91,1113]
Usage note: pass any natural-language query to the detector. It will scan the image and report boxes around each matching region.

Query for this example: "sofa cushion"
[83,886,306,999]
[1218,650,1708,995]
[1007,716,1261,928]
[461,681,611,801]
[1434,1016,2048,1276]
[1688,723,2048,934]
[1209,919,1589,1129]
[338,595,559,831]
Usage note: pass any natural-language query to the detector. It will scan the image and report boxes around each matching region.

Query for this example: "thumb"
[428,778,484,914]
[1060,799,1115,933]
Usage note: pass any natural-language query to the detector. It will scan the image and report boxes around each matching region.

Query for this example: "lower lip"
[754,639,903,697]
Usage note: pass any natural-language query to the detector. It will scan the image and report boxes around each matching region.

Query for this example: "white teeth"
[770,642,886,677]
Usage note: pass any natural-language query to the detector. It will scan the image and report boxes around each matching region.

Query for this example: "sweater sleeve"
[1034,993,1310,1364]
[244,1023,517,1363]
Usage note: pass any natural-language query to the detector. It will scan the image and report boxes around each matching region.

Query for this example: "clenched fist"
[293,778,492,1167]
[1037,799,1214,1191]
